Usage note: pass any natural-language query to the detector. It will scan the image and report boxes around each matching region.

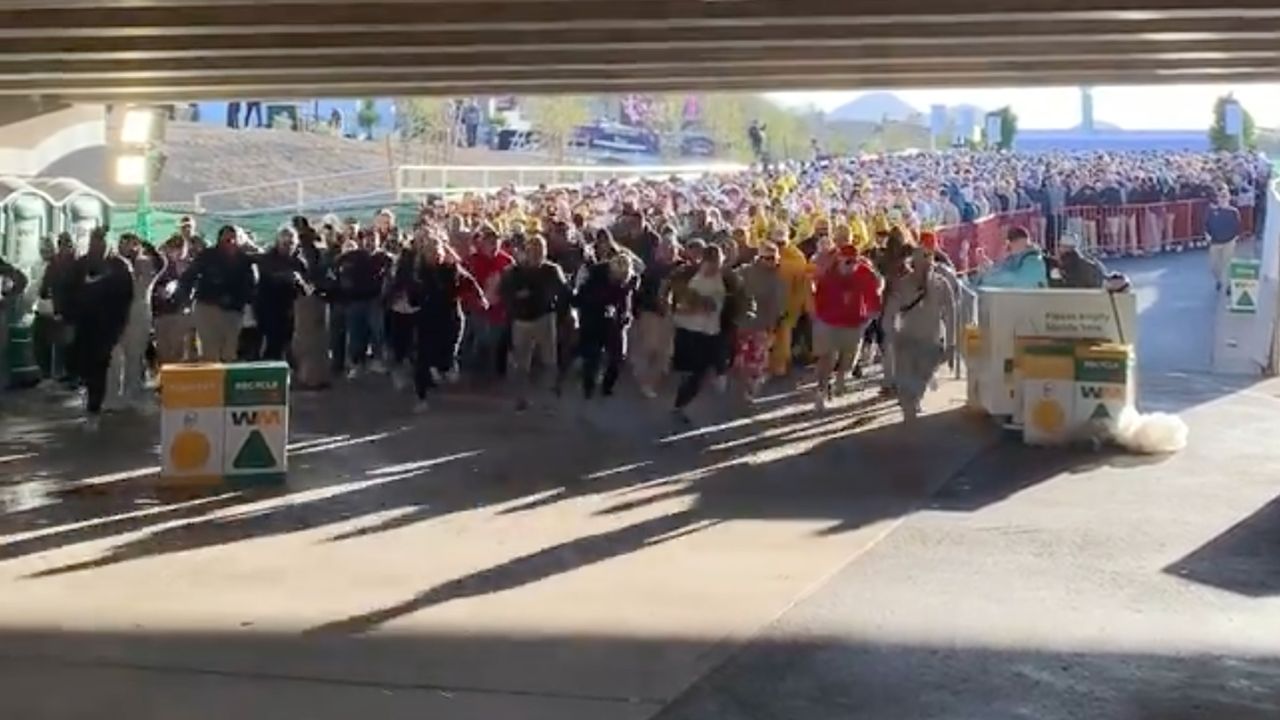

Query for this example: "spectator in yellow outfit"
[768,226,814,376]
[847,213,871,250]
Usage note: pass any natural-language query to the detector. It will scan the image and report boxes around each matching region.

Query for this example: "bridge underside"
[9,0,1280,100]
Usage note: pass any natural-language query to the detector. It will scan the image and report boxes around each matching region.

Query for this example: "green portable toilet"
[30,177,112,253]
[0,177,52,271]
[0,178,53,388]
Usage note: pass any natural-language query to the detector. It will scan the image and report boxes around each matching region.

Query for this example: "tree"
[395,97,456,163]
[699,93,751,162]
[524,94,592,162]
[355,99,381,140]
[652,93,691,159]
[982,106,1018,150]
[1209,94,1257,152]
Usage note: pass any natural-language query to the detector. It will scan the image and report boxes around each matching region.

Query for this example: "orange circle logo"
[1031,398,1066,434]
[170,429,211,471]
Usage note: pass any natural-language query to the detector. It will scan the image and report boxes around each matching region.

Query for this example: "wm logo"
[230,409,283,426]
[1079,385,1124,400]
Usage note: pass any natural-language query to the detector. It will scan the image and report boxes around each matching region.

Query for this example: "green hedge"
[111,201,422,246]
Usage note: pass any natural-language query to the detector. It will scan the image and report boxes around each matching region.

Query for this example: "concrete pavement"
[658,248,1280,720]
[657,372,1280,720]
[3,248,1278,719]
[0,370,991,719]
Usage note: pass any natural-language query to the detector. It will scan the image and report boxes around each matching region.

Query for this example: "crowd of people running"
[0,148,1257,430]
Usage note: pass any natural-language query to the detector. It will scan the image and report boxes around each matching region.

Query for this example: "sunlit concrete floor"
[1,250,1277,719]
[657,248,1280,719]
[0,362,988,719]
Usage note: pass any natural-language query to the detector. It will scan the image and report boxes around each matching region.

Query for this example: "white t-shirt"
[673,271,725,336]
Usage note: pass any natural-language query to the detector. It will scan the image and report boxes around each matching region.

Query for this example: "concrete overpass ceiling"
[6,0,1280,98]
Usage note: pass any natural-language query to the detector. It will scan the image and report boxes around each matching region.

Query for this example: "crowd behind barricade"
[0,149,1262,429]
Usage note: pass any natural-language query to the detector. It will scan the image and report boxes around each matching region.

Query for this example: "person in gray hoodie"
[734,241,785,397]
[884,246,956,423]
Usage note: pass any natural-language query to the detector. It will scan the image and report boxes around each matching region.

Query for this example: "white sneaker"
[445,368,460,384]
[640,385,659,400]
[369,359,388,375]
[346,366,362,380]
[412,399,430,414]
[814,390,827,412]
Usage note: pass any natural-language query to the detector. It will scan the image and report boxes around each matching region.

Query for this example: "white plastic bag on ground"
[1112,406,1189,455]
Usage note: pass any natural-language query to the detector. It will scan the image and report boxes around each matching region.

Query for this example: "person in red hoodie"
[461,223,515,380]
[812,244,882,411]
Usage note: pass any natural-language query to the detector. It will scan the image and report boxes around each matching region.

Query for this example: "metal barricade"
[952,277,979,380]
[1036,200,1211,257]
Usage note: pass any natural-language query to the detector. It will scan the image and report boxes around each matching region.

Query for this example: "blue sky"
[769,83,1280,130]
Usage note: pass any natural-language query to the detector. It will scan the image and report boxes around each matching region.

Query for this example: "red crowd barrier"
[935,208,1040,274]
[935,199,1223,272]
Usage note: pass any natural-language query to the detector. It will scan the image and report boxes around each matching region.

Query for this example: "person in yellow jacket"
[768,226,814,376]
[847,212,872,250]
[749,206,771,246]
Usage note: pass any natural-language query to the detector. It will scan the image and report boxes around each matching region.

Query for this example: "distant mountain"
[829,92,921,124]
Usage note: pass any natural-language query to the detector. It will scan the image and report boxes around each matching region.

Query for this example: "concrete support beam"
[2,0,1279,96]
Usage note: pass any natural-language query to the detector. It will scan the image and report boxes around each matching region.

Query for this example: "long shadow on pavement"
[3,372,1187,641]
[0,626,1275,720]
[1164,492,1280,598]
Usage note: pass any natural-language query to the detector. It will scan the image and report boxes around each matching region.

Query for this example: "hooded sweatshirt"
[572,258,639,333]
[973,247,1048,290]
[813,257,882,328]
[737,261,785,332]
[776,242,812,323]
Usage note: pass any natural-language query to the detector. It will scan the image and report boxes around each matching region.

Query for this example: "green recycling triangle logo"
[233,429,277,469]
[1236,290,1255,308]
[1090,403,1111,421]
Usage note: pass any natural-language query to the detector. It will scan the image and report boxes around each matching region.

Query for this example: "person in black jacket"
[384,233,421,390]
[253,227,310,361]
[177,225,256,362]
[1046,234,1107,289]
[34,233,76,382]
[151,236,194,366]
[315,219,349,376]
[336,229,393,378]
[572,247,638,399]
[408,232,483,412]
[499,234,571,411]
[290,217,330,388]
[0,252,29,389]
[64,228,132,427]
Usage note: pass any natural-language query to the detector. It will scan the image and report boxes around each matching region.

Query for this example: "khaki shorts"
[813,319,867,357]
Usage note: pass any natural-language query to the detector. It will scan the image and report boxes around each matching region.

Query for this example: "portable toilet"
[0,178,51,388]
[28,177,112,253]
[0,177,53,272]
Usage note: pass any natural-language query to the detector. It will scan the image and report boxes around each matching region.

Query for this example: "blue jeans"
[460,313,504,375]
[345,299,385,366]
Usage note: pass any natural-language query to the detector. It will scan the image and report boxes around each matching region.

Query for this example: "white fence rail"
[193,162,748,215]
[192,168,398,215]
[395,163,747,200]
